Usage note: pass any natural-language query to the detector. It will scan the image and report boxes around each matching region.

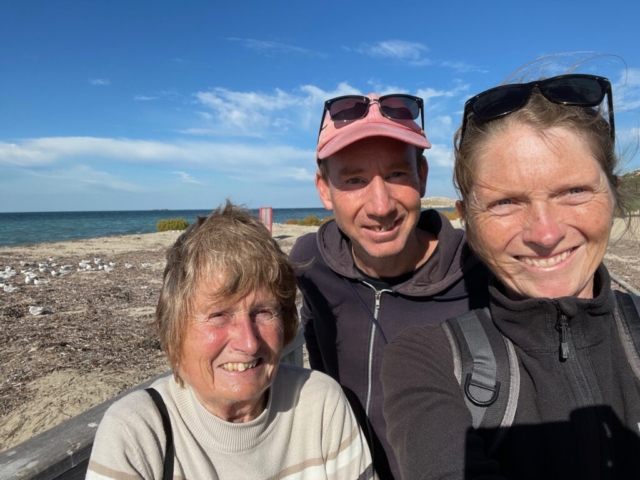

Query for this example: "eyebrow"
[336,160,414,178]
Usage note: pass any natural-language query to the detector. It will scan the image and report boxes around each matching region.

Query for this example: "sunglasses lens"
[329,98,369,121]
[380,96,420,120]
[473,86,529,120]
[541,77,604,105]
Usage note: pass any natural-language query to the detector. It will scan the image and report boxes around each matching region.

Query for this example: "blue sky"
[2,0,640,212]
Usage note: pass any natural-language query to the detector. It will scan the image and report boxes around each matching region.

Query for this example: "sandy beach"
[0,224,318,451]
[1,218,639,452]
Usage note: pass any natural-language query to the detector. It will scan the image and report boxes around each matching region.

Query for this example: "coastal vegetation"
[621,169,640,214]
[156,217,189,232]
[441,210,461,221]
[284,215,333,226]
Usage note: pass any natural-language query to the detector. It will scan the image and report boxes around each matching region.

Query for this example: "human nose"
[522,202,566,248]
[228,315,260,355]
[365,176,396,218]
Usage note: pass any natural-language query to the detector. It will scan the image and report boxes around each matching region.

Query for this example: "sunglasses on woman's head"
[460,74,615,143]
[318,94,425,138]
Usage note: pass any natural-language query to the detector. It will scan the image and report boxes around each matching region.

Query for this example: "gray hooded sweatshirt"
[290,209,490,479]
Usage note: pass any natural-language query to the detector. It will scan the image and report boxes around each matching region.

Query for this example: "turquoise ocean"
[0,208,333,247]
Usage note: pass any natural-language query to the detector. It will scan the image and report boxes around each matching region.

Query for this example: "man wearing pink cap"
[290,93,489,479]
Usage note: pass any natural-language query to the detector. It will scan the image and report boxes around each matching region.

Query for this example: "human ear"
[456,200,465,218]
[419,155,428,197]
[315,170,333,211]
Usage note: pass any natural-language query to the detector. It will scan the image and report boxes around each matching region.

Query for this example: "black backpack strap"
[613,291,640,380]
[146,387,175,480]
[443,308,520,439]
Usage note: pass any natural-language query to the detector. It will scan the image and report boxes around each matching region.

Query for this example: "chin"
[507,280,590,300]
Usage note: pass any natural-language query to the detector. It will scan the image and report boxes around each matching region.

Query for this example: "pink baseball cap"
[317,93,431,160]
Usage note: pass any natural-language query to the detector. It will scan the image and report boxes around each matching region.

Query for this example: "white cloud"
[134,95,158,101]
[416,81,470,105]
[228,37,316,56]
[356,40,431,66]
[20,165,146,192]
[0,137,317,183]
[89,78,110,86]
[425,143,454,168]
[614,68,640,112]
[425,116,454,142]
[439,60,488,74]
[172,171,205,185]
[189,83,361,136]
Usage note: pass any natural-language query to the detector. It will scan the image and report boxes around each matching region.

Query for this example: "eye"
[208,311,232,327]
[344,177,365,185]
[568,187,584,194]
[487,197,518,215]
[388,171,407,179]
[252,307,280,324]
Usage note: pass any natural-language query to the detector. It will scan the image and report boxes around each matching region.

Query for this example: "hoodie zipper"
[362,284,391,416]
[554,304,595,406]
[556,313,570,360]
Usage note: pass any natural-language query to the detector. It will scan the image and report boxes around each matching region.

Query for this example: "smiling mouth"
[516,248,575,268]
[366,220,399,233]
[220,359,261,372]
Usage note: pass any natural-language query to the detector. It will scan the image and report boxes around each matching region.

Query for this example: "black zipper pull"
[556,314,570,361]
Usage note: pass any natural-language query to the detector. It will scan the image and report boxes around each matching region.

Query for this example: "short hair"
[453,89,627,258]
[155,201,298,385]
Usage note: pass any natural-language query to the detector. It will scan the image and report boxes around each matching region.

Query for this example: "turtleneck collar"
[488,264,615,354]
[169,367,290,453]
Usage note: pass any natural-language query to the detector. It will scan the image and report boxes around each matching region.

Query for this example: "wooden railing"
[0,329,306,480]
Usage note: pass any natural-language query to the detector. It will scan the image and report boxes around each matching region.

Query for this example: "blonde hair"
[155,201,298,385]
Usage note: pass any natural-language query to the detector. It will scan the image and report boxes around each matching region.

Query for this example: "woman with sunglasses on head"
[381,74,640,479]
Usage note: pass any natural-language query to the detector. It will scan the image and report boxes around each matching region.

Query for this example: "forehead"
[474,124,605,189]
[190,271,275,309]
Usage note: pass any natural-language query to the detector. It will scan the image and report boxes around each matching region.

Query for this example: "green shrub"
[284,215,333,226]
[298,215,323,226]
[157,217,189,232]
[620,170,640,215]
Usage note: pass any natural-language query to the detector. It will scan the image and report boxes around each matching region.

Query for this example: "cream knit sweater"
[86,364,375,479]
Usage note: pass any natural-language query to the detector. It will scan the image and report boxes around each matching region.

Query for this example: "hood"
[315,209,480,297]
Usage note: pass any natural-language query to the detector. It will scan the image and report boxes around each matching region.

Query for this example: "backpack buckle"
[464,373,500,407]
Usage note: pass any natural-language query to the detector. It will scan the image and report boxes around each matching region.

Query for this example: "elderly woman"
[382,74,640,479]
[87,202,375,479]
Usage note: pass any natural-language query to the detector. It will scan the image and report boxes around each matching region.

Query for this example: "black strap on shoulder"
[444,308,518,433]
[146,387,174,480]
[613,291,640,380]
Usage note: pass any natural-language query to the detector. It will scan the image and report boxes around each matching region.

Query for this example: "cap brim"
[317,123,431,160]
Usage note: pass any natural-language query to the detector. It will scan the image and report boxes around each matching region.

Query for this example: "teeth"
[372,223,393,232]
[220,360,258,371]
[521,250,570,268]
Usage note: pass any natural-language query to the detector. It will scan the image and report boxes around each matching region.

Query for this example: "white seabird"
[4,285,18,292]
[34,278,49,285]
[29,306,44,316]
[124,263,134,269]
